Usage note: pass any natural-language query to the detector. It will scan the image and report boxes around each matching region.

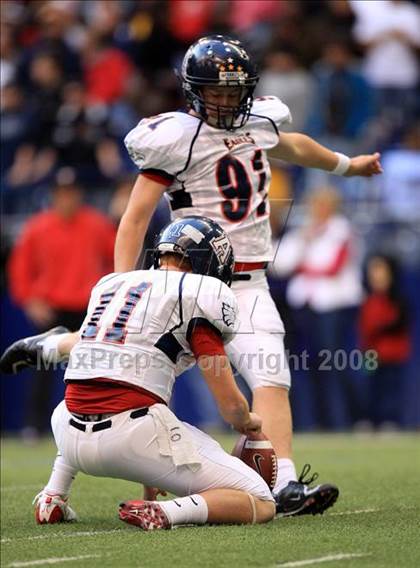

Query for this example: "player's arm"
[270,132,383,177]
[198,354,261,434]
[114,175,166,272]
[188,283,256,431]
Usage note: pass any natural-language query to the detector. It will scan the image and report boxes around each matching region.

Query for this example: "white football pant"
[51,400,273,502]
[228,271,291,390]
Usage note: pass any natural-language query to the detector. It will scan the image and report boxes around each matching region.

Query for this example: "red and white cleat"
[119,500,171,531]
[33,492,77,524]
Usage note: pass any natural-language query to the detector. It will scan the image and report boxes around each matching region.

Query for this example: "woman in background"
[359,254,412,429]
[271,186,362,430]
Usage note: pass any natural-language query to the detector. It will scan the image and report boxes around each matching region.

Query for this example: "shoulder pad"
[251,96,292,132]
[124,112,196,175]
[183,275,238,343]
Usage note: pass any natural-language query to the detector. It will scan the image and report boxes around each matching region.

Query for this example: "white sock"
[42,335,66,363]
[44,454,77,497]
[274,458,297,494]
[159,495,208,527]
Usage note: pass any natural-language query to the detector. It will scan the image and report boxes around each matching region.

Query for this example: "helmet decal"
[210,234,232,264]
[181,224,205,244]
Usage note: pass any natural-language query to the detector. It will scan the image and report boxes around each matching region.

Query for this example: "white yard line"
[277,553,370,567]
[1,529,123,544]
[7,555,102,567]
[329,508,379,516]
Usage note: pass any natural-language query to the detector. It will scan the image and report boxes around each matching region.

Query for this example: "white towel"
[148,405,202,472]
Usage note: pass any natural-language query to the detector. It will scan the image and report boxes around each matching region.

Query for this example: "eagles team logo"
[210,234,231,264]
[222,302,235,327]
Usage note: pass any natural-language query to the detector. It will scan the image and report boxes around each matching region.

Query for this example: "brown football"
[232,431,277,490]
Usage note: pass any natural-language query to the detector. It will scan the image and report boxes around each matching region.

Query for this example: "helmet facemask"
[184,81,257,131]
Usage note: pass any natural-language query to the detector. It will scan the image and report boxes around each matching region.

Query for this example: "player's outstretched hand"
[346,152,383,177]
[143,486,167,501]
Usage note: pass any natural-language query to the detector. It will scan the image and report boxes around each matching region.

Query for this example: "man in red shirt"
[7,168,116,438]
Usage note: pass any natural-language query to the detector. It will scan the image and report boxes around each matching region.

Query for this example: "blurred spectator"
[351,0,420,127]
[271,186,363,429]
[5,146,56,197]
[107,77,143,139]
[256,48,314,132]
[295,1,356,67]
[259,5,304,64]
[28,52,65,148]
[359,254,412,429]
[7,168,116,440]
[115,3,182,78]
[51,81,96,169]
[306,39,374,150]
[83,30,135,105]
[4,52,65,191]
[0,23,18,87]
[81,0,127,38]
[381,124,420,222]
[51,81,126,183]
[0,83,33,173]
[231,0,283,33]
[108,175,136,225]
[17,1,82,86]
[168,0,216,44]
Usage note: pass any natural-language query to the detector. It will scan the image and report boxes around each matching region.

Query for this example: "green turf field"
[1,433,419,568]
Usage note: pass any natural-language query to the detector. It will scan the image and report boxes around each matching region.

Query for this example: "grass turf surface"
[1,433,419,568]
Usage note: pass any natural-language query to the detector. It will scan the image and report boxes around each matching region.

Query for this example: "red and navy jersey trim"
[140,168,175,186]
[186,317,222,345]
[154,332,184,363]
[169,182,193,210]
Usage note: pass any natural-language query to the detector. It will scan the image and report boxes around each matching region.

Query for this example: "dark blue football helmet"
[154,216,235,286]
[180,35,259,131]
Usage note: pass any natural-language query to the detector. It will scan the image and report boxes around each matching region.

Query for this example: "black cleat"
[0,326,69,374]
[275,464,339,517]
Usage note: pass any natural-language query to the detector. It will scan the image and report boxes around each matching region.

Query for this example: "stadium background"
[1,0,419,435]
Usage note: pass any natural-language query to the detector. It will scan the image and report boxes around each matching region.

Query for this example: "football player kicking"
[115,35,382,515]
[1,217,276,530]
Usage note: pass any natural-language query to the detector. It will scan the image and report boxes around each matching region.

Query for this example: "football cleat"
[33,491,77,524]
[275,464,339,517]
[119,500,171,531]
[0,326,69,374]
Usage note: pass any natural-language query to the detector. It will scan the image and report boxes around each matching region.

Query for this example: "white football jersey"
[65,269,238,403]
[125,97,292,262]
